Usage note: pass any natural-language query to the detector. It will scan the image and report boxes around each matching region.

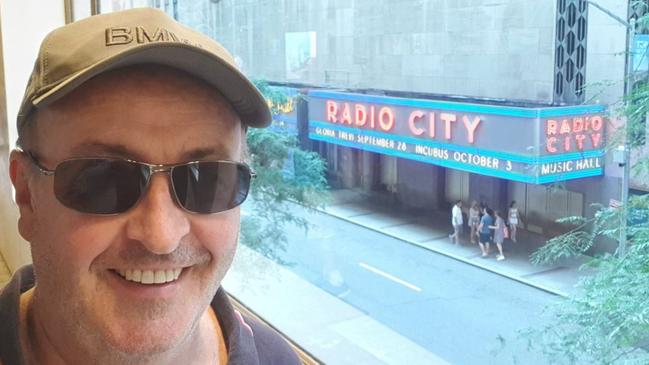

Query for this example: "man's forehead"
[67,141,233,162]
[28,65,245,163]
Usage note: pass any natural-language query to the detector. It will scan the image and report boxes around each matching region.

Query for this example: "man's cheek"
[67,219,125,257]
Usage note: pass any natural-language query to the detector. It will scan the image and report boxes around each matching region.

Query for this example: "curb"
[320,207,569,298]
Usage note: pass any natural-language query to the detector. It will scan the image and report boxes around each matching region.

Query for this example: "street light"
[585,1,634,255]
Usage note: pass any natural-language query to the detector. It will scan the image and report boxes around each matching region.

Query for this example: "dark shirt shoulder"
[245,314,302,365]
[0,266,35,365]
[211,288,301,365]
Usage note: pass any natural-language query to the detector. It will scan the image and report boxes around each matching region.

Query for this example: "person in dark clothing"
[0,8,299,365]
[477,207,495,257]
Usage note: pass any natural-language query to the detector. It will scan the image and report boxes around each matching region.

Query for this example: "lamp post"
[585,1,634,255]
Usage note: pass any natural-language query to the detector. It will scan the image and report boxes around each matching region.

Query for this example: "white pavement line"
[324,207,568,297]
[359,262,422,292]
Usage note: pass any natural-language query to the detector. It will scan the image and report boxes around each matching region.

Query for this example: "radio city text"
[325,100,482,144]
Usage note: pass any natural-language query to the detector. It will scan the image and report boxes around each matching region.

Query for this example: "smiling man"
[0,7,300,365]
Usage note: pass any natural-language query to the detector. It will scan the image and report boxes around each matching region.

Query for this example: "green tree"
[524,6,649,363]
[239,80,329,264]
[526,197,649,364]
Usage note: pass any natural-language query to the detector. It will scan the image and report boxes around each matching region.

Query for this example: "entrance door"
[508,182,584,234]
[445,169,470,204]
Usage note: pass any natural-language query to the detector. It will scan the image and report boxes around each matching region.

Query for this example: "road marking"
[358,262,422,292]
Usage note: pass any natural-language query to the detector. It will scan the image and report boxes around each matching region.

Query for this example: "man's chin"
[101,318,191,357]
[105,328,185,358]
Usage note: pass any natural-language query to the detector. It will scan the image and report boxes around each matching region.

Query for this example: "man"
[0,7,300,365]
[477,207,495,258]
[448,200,463,245]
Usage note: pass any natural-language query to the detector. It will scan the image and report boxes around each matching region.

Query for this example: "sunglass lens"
[54,159,148,214]
[171,161,251,214]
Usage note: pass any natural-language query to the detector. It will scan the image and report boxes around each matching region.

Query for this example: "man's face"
[14,67,243,357]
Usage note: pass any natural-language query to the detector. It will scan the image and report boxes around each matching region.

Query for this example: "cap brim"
[30,43,271,128]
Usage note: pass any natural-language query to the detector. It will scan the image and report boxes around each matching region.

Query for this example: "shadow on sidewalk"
[322,188,593,297]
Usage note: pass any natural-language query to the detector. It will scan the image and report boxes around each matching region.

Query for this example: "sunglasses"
[24,151,255,215]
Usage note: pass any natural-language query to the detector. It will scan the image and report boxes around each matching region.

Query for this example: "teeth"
[132,269,142,282]
[141,271,154,284]
[154,270,166,284]
[115,268,184,285]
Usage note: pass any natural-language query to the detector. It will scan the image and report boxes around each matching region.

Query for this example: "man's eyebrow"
[68,142,229,161]
[69,142,138,159]
[183,147,227,161]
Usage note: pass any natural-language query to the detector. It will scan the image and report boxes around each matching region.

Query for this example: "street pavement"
[323,189,590,297]
[227,198,574,365]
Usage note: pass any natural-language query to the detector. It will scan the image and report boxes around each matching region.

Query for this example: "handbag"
[504,225,509,239]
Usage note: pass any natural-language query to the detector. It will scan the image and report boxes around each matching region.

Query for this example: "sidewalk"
[321,189,592,297]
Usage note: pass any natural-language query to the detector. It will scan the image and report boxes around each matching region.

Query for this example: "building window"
[554,0,589,104]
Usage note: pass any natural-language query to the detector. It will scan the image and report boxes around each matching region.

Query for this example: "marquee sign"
[308,90,606,184]
[268,86,299,134]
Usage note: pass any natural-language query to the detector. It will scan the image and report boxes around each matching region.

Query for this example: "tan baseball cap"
[17,7,271,133]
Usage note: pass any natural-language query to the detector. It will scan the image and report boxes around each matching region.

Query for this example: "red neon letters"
[327,101,396,131]
[545,115,603,153]
[326,100,482,144]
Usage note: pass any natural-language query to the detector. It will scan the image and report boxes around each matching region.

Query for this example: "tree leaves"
[239,81,329,263]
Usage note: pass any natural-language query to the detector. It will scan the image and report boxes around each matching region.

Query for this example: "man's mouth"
[113,268,183,285]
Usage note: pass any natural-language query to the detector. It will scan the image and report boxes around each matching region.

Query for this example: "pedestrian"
[0,8,300,365]
[477,207,494,257]
[449,200,463,245]
[468,201,480,244]
[488,207,496,245]
[490,210,507,261]
[508,200,521,243]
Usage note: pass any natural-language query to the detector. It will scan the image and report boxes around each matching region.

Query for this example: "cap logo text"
[105,26,202,48]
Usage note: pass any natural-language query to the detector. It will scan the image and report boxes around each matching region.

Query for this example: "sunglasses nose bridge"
[149,165,173,175]
[143,164,184,210]
[144,164,175,186]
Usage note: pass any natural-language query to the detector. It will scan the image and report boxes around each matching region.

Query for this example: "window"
[53,2,640,363]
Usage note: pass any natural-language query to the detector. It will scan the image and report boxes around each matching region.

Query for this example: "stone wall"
[180,0,557,102]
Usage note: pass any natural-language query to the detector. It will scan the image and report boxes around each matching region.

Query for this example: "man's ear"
[9,149,35,241]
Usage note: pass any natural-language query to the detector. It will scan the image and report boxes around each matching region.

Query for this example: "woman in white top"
[468,201,480,244]
[508,200,520,243]
[449,200,463,245]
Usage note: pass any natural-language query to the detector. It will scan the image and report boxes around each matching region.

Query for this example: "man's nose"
[125,173,190,255]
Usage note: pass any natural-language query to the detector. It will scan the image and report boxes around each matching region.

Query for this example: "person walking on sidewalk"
[490,210,507,261]
[477,207,494,257]
[468,201,480,244]
[508,200,521,243]
[449,200,464,245]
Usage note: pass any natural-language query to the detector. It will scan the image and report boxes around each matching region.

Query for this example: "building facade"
[175,0,631,239]
[164,0,633,239]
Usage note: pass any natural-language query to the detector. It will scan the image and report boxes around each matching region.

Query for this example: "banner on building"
[308,90,606,184]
